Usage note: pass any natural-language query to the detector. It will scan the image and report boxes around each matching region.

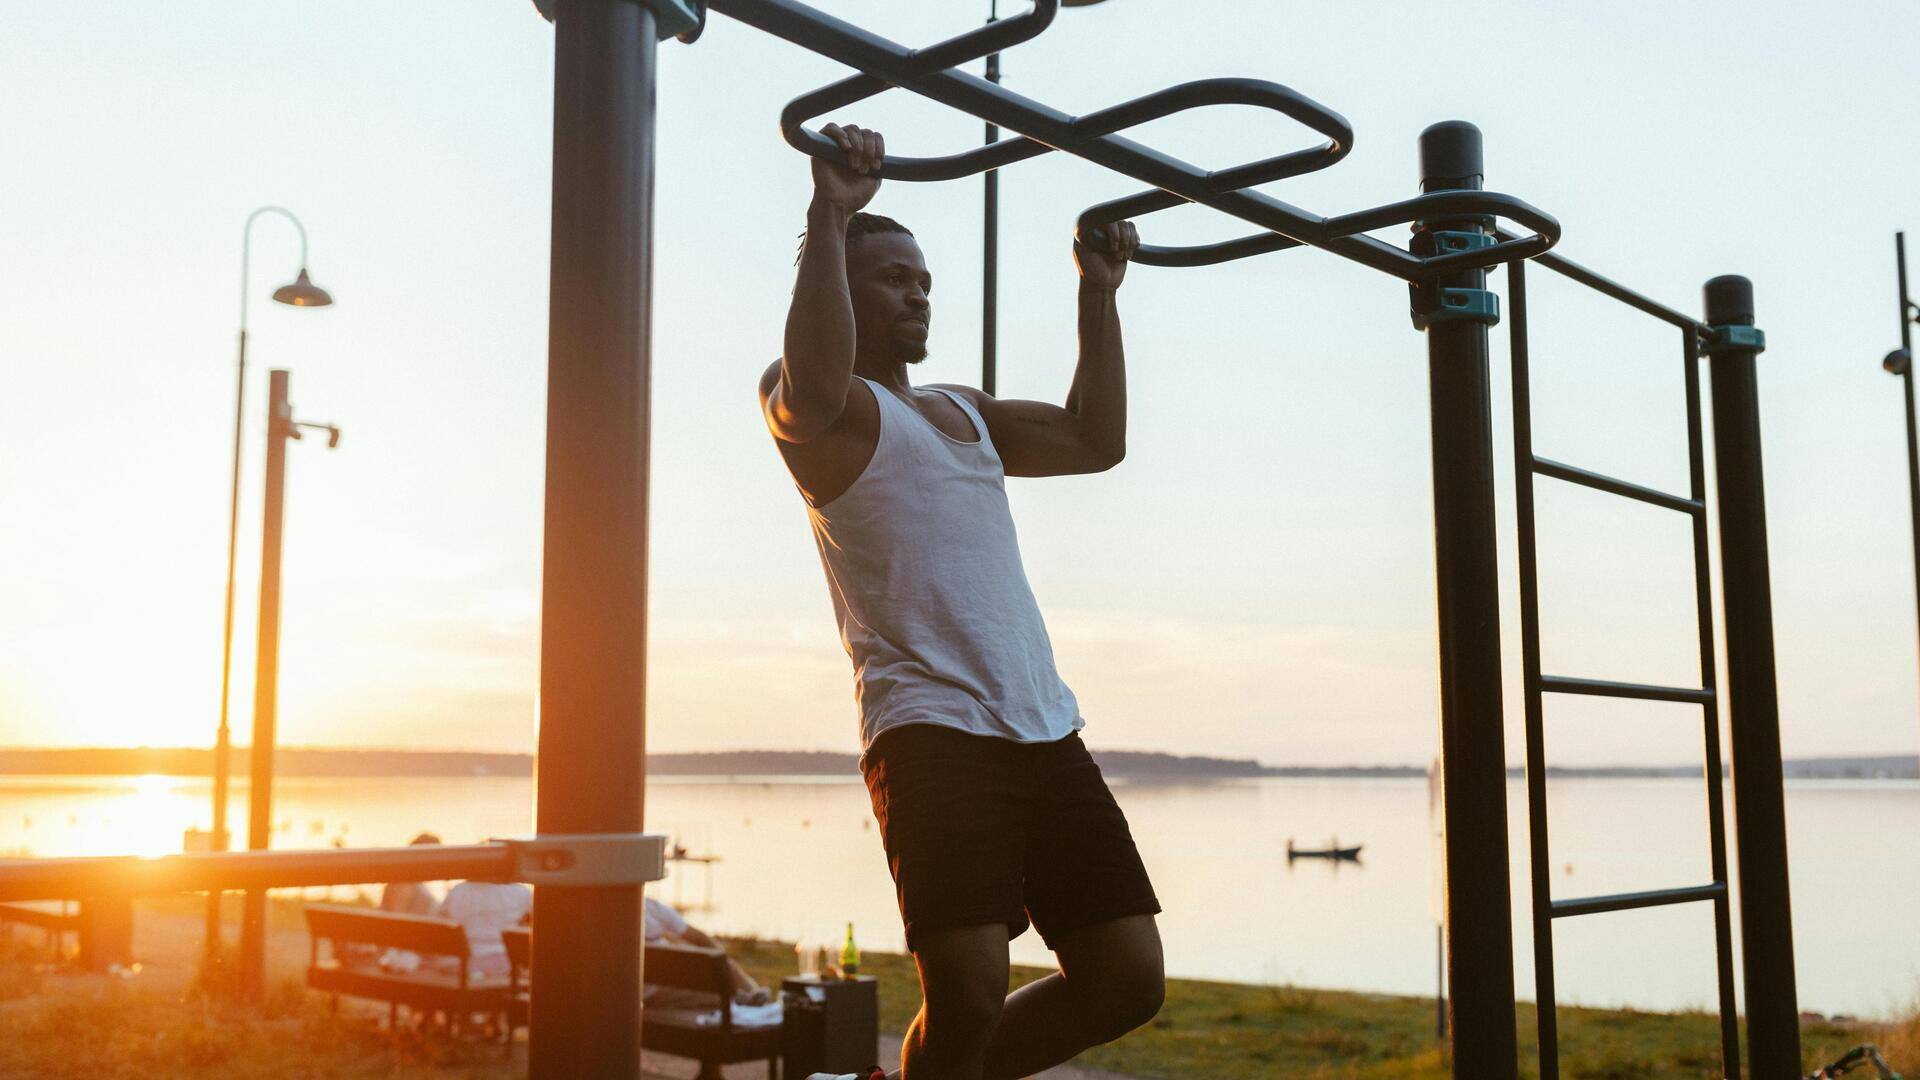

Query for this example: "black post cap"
[1704,275,1755,326]
[1419,121,1484,191]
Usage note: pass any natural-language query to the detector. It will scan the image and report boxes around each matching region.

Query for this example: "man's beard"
[894,340,929,364]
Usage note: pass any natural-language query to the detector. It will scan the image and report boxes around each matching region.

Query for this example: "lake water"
[3,773,1915,1019]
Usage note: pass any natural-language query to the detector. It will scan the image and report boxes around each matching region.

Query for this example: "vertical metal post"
[208,327,247,957]
[238,367,292,999]
[532,1,656,1075]
[1896,233,1920,765]
[982,1,1000,396]
[1704,274,1801,1076]
[1414,120,1518,1080]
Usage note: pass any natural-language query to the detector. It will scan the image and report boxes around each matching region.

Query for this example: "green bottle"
[839,921,860,977]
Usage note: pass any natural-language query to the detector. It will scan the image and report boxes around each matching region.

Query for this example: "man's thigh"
[863,724,1034,949]
[1052,913,1163,985]
[1020,735,1161,949]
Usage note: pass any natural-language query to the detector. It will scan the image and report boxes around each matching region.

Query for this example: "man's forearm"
[1065,282,1126,461]
[781,198,857,408]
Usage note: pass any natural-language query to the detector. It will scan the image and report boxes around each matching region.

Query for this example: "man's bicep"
[973,395,1108,477]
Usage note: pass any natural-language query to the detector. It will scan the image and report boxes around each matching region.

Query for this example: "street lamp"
[1887,230,1920,764]
[237,368,340,998]
[981,0,1113,396]
[209,207,332,954]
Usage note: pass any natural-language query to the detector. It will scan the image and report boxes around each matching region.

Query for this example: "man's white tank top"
[804,377,1082,750]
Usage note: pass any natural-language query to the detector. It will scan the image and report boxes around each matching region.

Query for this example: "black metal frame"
[1504,253,1741,1077]
[710,0,1559,276]
[0,3,1804,1076]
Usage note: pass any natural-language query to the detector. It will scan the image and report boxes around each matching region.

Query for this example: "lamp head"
[272,268,333,308]
[1886,348,1912,376]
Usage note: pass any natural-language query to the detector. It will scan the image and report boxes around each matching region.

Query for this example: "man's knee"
[920,981,1005,1049]
[1055,915,1165,1043]
[1082,959,1163,1042]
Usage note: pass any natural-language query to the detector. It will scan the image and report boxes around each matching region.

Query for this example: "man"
[759,123,1163,1080]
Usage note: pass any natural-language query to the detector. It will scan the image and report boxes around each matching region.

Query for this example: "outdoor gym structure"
[0,2,1804,1077]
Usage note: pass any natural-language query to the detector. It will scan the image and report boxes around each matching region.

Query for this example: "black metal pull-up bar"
[713,0,1561,276]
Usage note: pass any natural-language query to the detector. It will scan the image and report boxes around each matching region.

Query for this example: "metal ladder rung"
[1539,674,1714,705]
[1551,881,1727,919]
[1532,456,1702,515]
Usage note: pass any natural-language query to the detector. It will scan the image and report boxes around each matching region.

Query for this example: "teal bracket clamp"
[1410,230,1501,330]
[1703,324,1766,356]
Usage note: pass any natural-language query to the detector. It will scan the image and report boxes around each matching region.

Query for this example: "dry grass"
[0,912,1911,1079]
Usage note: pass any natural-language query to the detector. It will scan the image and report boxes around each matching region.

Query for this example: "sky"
[2,0,1919,766]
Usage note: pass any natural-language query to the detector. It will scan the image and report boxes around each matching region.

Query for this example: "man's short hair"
[796,212,914,264]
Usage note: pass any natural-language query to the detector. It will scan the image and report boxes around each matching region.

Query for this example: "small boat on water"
[1287,837,1363,861]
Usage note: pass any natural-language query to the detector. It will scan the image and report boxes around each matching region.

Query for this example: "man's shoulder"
[921,381,980,401]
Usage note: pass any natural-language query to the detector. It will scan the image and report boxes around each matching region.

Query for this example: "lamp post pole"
[1892,232,1920,763]
[236,369,340,998]
[209,207,330,956]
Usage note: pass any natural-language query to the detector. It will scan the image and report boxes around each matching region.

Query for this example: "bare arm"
[965,221,1140,477]
[764,124,884,443]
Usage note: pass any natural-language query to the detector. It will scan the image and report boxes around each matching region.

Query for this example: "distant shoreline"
[0,746,1912,781]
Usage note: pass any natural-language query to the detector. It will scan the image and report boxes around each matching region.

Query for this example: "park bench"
[0,898,132,971]
[501,927,781,1078]
[0,900,80,957]
[304,902,512,1034]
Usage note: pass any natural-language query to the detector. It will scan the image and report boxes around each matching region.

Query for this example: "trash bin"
[781,975,879,1075]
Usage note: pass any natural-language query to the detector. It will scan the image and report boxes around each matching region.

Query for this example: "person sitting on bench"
[436,880,532,978]
[645,896,770,1007]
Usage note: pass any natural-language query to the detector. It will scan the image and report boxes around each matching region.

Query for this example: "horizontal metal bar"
[1497,230,1706,333]
[1551,881,1726,919]
[713,0,1558,279]
[0,844,517,902]
[1532,456,1702,514]
[1539,675,1714,705]
[0,834,673,901]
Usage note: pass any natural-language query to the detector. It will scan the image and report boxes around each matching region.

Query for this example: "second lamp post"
[1884,230,1920,759]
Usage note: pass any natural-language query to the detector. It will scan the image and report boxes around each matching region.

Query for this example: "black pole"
[982,3,1000,396]
[208,328,247,955]
[238,368,292,999]
[1413,120,1518,1080]
[1703,274,1802,1076]
[532,1,656,1075]
[1436,922,1447,1042]
[1897,233,1920,768]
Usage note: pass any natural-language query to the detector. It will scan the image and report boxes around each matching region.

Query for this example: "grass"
[0,904,1911,1078]
[721,935,1908,1080]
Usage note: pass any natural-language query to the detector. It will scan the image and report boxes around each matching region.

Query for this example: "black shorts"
[860,723,1160,953]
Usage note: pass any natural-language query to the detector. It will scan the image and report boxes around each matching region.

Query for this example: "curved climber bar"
[704,0,1559,277]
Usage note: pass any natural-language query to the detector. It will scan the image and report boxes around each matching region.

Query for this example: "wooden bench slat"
[304,902,471,957]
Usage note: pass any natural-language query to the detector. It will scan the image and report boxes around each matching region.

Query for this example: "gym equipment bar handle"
[1531,456,1703,515]
[1550,881,1726,919]
[1538,674,1715,706]
[707,0,1558,279]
